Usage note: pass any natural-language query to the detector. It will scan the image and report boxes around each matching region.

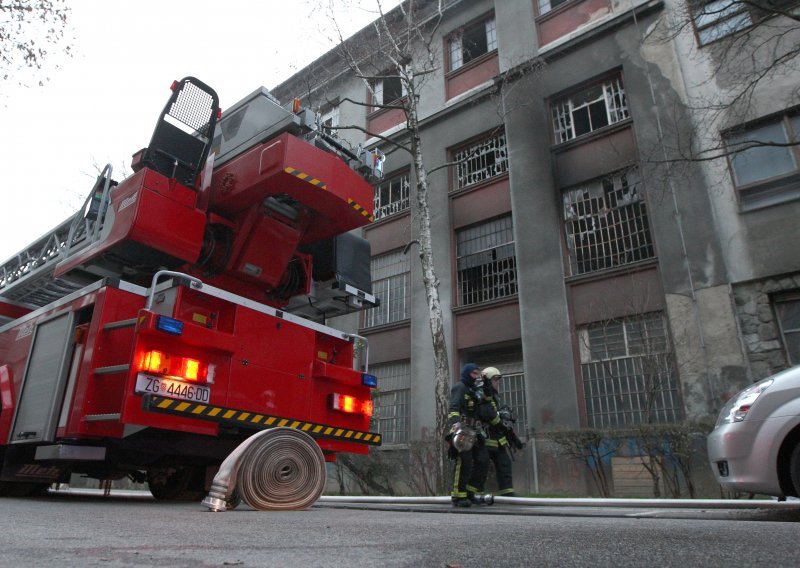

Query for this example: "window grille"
[371,360,411,445]
[552,77,629,143]
[374,172,410,220]
[448,16,497,72]
[563,168,654,275]
[363,251,410,328]
[579,313,682,428]
[499,372,529,438]
[452,131,508,190]
[456,216,517,306]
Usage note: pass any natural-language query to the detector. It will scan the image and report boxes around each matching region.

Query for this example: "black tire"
[789,443,800,496]
[147,466,204,501]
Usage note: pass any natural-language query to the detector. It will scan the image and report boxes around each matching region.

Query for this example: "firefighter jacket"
[448,363,486,428]
[483,390,510,449]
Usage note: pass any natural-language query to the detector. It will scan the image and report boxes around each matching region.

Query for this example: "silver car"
[707,365,800,498]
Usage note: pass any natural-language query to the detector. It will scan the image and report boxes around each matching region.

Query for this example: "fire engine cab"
[0,78,384,510]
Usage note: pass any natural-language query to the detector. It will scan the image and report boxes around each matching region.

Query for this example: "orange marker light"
[182,358,200,381]
[361,399,374,417]
[331,393,373,417]
[142,350,164,373]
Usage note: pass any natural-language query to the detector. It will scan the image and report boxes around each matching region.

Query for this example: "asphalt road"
[0,492,798,567]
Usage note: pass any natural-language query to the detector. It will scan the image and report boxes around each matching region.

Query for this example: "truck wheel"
[147,466,203,501]
[237,428,326,511]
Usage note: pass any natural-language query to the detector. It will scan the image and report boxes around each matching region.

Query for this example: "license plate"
[135,373,210,403]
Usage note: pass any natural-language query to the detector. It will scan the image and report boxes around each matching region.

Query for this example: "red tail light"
[330,393,373,417]
[139,350,208,382]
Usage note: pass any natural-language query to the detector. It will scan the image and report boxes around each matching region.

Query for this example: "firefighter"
[446,363,491,507]
[480,367,516,497]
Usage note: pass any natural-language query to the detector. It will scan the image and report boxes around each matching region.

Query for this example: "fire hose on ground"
[202,427,326,512]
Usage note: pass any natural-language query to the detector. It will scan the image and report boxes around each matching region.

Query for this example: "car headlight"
[716,378,774,426]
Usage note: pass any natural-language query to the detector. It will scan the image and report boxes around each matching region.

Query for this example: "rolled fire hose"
[202,427,326,512]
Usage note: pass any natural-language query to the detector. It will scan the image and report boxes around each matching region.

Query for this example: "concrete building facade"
[272,0,800,495]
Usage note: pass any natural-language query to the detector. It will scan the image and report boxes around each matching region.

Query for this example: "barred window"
[580,313,682,428]
[498,372,529,438]
[452,131,508,191]
[372,360,411,445]
[363,251,410,328]
[374,172,410,220]
[474,355,529,436]
[563,168,655,276]
[456,216,517,306]
[552,77,630,143]
[448,15,497,72]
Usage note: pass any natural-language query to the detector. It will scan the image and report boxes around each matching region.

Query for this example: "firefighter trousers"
[486,443,514,495]
[451,444,488,499]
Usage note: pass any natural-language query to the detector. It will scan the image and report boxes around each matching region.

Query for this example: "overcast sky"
[0,0,399,262]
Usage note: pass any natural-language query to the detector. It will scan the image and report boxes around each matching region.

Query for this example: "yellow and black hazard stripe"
[283,165,374,222]
[141,394,382,446]
[284,166,327,190]
[347,198,374,222]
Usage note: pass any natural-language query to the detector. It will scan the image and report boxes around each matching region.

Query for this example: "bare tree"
[546,428,620,497]
[647,0,799,162]
[0,0,72,86]
[301,0,454,492]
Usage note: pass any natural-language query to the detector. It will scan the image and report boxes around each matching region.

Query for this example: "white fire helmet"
[482,367,502,380]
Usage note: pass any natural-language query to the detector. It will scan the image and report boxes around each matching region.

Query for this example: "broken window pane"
[456,216,517,306]
[563,168,654,275]
[452,130,508,190]
[552,77,629,143]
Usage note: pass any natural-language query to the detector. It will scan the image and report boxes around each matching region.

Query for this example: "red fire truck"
[0,78,384,510]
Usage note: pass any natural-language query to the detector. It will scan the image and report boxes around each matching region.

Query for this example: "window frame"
[446,13,498,73]
[579,312,683,428]
[319,104,340,136]
[450,129,509,192]
[362,249,410,329]
[690,0,800,46]
[455,214,518,307]
[562,167,656,276]
[370,360,411,446]
[536,0,580,17]
[550,75,631,145]
[369,72,407,113]
[723,109,800,211]
[774,291,800,366]
[373,170,411,221]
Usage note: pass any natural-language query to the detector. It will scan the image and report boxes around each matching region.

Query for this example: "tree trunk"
[406,86,451,494]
